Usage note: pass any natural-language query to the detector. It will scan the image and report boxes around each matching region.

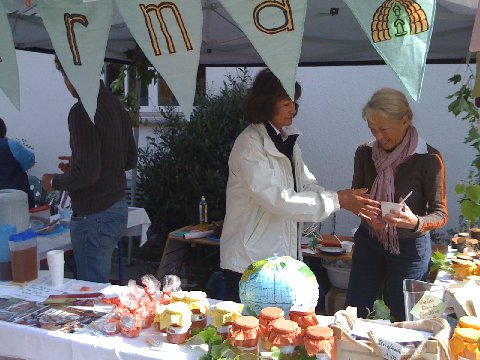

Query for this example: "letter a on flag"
[115,0,202,120]
[218,0,307,100]
[344,0,435,101]
[0,0,20,110]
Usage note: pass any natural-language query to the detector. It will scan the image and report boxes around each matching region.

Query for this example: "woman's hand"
[382,203,419,230]
[337,188,381,221]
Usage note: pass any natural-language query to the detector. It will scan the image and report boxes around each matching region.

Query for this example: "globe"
[239,255,319,316]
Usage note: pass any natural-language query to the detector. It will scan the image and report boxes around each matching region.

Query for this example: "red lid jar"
[229,316,260,356]
[259,307,285,351]
[268,319,303,360]
[289,305,318,331]
[304,325,334,358]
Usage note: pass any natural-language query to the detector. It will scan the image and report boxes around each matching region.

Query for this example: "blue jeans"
[346,225,431,321]
[70,198,128,283]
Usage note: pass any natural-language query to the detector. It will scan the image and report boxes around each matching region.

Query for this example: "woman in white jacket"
[220,69,380,301]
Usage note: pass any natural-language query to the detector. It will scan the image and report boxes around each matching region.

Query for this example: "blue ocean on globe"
[239,255,319,316]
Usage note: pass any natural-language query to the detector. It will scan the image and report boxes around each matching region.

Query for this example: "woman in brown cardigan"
[346,88,448,321]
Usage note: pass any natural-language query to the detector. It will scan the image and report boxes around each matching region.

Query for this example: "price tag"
[409,292,447,319]
[378,338,403,360]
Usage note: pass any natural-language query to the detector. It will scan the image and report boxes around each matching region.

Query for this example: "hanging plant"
[447,70,480,223]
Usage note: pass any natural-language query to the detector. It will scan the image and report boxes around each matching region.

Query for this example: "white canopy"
[5,0,478,65]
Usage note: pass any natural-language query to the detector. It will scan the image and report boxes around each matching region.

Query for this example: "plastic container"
[403,279,447,321]
[259,307,285,351]
[322,264,350,289]
[8,229,38,282]
[0,224,16,281]
[229,316,260,356]
[0,189,29,233]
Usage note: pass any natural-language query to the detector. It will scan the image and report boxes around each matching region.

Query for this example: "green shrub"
[136,68,251,260]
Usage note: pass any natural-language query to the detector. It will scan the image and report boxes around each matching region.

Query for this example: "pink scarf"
[370,126,418,254]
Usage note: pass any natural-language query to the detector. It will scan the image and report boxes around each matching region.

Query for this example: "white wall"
[0,51,474,236]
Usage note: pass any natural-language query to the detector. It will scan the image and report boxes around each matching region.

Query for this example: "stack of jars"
[211,301,244,340]
[450,315,480,360]
[258,307,285,351]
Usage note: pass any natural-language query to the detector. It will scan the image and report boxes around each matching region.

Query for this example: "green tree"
[136,69,251,260]
[447,72,480,223]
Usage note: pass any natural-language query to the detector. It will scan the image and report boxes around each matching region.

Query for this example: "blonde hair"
[362,88,413,123]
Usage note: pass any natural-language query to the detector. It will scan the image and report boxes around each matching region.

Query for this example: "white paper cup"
[381,201,404,217]
[48,264,64,286]
[46,250,64,286]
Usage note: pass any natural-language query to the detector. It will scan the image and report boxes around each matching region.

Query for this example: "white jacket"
[220,123,340,273]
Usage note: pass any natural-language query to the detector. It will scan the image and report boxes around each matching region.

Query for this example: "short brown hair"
[244,68,301,124]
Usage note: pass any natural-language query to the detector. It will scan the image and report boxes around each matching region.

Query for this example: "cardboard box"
[325,286,347,315]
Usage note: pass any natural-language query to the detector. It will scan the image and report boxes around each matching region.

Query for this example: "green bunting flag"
[0,0,20,110]
[344,0,435,101]
[37,0,112,121]
[218,0,307,100]
[115,0,202,120]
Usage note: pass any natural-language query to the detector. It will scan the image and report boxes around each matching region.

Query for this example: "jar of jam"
[258,307,285,351]
[458,315,480,330]
[211,301,244,340]
[303,325,334,359]
[268,319,303,360]
[166,324,191,344]
[155,302,192,344]
[449,327,480,360]
[229,316,260,356]
[183,291,209,329]
[289,304,318,332]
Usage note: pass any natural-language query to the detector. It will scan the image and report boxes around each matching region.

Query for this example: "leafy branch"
[447,72,480,223]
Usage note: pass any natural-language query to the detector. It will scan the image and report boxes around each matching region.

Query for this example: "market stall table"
[31,207,151,284]
[0,271,210,360]
[157,225,353,279]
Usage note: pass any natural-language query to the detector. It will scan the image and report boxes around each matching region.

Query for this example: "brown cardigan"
[352,143,448,239]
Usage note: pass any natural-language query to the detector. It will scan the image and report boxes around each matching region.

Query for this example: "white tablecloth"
[0,272,208,360]
[0,272,338,360]
[34,207,151,260]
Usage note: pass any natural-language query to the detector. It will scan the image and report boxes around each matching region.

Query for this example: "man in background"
[0,118,35,208]
[42,56,138,283]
